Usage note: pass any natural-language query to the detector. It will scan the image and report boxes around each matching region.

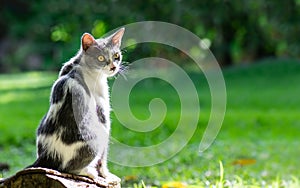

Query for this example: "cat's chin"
[104,69,119,77]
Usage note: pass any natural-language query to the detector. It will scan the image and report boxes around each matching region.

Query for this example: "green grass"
[1,59,300,187]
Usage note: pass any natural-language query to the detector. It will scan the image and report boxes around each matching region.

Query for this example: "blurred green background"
[1,1,300,187]
[1,0,300,72]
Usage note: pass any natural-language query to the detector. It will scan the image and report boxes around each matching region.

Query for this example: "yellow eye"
[113,53,119,59]
[98,55,105,62]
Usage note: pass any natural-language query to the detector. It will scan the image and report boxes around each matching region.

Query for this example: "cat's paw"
[105,172,121,187]
[79,167,99,180]
[99,169,120,184]
[93,176,109,187]
[107,172,121,183]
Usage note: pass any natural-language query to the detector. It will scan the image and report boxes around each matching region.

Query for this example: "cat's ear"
[81,33,96,51]
[109,28,125,47]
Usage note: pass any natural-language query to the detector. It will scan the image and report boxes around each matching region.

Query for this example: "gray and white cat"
[28,28,125,183]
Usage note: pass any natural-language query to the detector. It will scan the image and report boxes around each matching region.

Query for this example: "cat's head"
[80,28,125,77]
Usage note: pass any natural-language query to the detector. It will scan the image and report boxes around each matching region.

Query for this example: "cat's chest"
[82,71,109,98]
[91,95,110,127]
[82,71,110,126]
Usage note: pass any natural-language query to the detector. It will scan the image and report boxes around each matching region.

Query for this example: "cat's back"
[37,66,108,146]
[38,67,91,136]
[31,68,93,171]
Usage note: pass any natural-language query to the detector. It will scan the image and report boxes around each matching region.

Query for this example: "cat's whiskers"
[114,61,130,80]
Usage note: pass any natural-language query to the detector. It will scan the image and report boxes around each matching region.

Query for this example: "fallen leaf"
[162,181,187,188]
[123,175,138,181]
[232,159,256,166]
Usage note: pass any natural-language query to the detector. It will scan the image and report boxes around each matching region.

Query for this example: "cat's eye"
[113,53,120,60]
[98,55,105,62]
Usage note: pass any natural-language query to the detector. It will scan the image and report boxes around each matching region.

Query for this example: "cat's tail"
[25,155,59,170]
[25,158,41,169]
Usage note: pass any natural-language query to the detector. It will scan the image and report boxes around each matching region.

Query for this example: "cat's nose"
[110,65,116,71]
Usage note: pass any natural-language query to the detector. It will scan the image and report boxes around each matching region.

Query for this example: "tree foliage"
[0,0,300,72]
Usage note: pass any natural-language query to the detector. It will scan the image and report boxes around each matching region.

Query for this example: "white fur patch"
[38,134,85,168]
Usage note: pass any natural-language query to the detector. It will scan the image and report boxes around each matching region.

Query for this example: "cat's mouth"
[110,67,116,72]
[106,65,118,76]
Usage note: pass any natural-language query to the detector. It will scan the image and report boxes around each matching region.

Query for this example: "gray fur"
[28,28,125,182]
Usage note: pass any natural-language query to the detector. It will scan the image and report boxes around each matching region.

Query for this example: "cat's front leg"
[79,166,110,187]
[97,149,121,184]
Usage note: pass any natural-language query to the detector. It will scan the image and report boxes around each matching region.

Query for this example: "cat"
[28,28,125,184]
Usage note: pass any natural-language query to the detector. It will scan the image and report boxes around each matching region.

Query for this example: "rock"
[0,167,120,188]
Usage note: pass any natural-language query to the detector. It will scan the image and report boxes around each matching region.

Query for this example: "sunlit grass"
[0,72,56,91]
[132,162,300,187]
[0,72,56,146]
[0,59,300,187]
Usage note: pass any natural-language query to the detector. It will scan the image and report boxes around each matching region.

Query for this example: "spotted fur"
[28,28,125,183]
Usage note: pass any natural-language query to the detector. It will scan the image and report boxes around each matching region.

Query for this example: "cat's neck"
[80,66,109,100]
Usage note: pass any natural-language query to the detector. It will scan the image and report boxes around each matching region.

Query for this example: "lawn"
[0,59,300,187]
